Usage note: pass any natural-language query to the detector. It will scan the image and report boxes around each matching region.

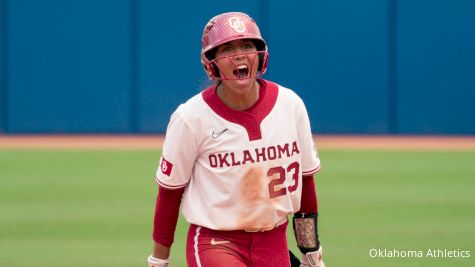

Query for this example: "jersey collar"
[202,79,279,141]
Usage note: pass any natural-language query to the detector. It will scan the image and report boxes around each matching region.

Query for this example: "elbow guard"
[292,212,320,254]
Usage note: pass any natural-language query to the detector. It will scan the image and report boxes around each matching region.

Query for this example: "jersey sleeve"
[156,109,198,189]
[295,97,321,175]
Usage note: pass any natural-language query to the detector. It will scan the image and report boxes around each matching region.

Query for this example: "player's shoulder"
[265,80,305,106]
[173,89,208,119]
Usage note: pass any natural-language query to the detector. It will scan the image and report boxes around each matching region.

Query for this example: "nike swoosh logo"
[211,238,230,245]
[212,128,228,139]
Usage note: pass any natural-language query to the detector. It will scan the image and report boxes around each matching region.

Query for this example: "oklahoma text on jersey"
[208,141,300,168]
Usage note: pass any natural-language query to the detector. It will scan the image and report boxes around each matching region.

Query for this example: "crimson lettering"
[209,154,218,168]
[277,144,290,158]
[230,152,241,166]
[218,153,230,167]
[207,141,300,168]
[267,146,277,160]
[255,147,267,162]
[242,150,255,164]
[291,141,300,155]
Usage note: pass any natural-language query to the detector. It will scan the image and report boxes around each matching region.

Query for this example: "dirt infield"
[0,135,474,150]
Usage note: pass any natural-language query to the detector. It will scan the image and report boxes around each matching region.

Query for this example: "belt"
[244,217,288,232]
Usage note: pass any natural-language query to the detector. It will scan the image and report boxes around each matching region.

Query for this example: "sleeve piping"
[302,165,321,176]
[155,176,189,189]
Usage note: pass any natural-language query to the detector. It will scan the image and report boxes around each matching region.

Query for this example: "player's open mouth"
[233,64,249,79]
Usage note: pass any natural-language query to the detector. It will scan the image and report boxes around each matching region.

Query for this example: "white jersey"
[156,79,320,231]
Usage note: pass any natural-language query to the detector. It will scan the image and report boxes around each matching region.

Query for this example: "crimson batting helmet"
[201,12,269,80]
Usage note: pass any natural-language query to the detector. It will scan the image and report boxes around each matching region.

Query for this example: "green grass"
[0,149,474,267]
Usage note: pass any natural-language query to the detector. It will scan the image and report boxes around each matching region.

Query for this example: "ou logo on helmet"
[228,17,246,33]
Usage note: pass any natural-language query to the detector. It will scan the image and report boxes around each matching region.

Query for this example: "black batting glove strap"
[289,250,301,267]
[293,212,320,254]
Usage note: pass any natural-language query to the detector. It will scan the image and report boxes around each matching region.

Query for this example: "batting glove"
[300,246,325,267]
[147,255,169,267]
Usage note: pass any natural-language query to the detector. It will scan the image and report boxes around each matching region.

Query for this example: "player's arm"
[293,174,325,267]
[291,91,324,266]
[148,185,185,267]
[149,109,198,266]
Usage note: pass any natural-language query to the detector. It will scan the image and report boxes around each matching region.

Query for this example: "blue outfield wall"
[268,0,391,134]
[7,0,132,133]
[397,0,475,134]
[0,0,6,133]
[1,0,475,134]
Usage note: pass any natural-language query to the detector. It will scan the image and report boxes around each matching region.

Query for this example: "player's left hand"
[300,246,325,267]
[147,255,169,267]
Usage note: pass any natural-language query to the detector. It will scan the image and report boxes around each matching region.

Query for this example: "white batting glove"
[300,246,325,267]
[147,255,169,267]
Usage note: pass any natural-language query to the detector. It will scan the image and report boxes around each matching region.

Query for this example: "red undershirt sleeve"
[152,186,185,247]
[299,174,318,214]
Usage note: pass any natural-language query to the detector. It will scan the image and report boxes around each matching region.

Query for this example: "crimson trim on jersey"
[302,165,321,175]
[202,79,278,141]
[155,176,189,189]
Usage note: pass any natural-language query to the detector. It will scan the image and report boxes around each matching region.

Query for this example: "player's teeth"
[235,65,248,78]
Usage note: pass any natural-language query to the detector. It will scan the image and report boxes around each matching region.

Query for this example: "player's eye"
[221,46,233,53]
[243,43,255,50]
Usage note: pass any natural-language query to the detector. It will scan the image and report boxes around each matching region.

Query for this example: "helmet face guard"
[205,51,269,80]
[201,12,268,80]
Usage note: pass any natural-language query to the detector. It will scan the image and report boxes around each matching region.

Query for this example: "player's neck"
[216,80,260,111]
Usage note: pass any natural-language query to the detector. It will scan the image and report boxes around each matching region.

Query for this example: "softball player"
[148,12,325,267]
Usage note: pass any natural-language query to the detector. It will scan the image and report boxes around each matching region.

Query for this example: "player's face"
[214,39,259,83]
